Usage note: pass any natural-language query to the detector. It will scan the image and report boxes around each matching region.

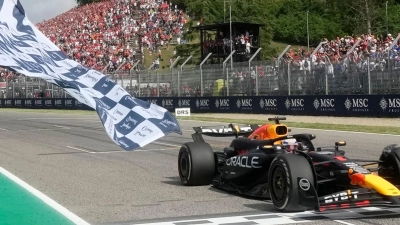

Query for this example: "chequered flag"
[0,0,182,150]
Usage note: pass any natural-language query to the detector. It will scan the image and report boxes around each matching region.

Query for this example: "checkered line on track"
[130,207,400,225]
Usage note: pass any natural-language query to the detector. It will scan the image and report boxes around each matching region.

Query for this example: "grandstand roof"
[193,22,264,31]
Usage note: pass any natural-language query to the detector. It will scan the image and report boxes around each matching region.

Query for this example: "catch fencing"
[1,50,400,99]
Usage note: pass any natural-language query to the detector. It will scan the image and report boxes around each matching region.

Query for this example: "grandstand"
[35,0,185,73]
[0,0,186,98]
[274,33,400,95]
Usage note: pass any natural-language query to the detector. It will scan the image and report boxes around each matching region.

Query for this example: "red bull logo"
[348,169,366,187]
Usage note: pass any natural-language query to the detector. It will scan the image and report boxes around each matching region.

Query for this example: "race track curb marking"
[0,166,90,225]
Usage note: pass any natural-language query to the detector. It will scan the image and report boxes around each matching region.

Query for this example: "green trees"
[172,0,400,49]
[74,0,102,6]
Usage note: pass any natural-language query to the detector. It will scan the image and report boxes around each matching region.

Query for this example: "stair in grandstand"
[127,11,144,70]
[126,10,181,71]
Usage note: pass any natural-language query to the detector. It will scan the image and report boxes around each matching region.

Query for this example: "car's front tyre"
[379,144,400,185]
[268,154,314,212]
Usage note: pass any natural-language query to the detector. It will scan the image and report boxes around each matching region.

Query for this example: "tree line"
[172,0,400,59]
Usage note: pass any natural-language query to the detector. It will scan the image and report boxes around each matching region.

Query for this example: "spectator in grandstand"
[136,0,186,52]
[35,0,137,73]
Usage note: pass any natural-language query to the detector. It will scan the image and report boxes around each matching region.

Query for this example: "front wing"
[297,177,400,212]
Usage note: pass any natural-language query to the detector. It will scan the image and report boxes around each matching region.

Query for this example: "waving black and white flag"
[0,0,182,150]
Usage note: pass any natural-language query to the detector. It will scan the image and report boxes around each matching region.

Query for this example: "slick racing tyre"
[379,144,400,185]
[178,142,216,186]
[268,154,314,212]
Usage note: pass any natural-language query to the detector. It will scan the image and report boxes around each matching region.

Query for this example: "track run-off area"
[1,110,400,225]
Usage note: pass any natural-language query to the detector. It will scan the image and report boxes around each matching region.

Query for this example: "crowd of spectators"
[282,33,400,72]
[35,0,138,73]
[0,0,189,96]
[202,30,257,57]
[137,0,186,48]
[0,68,16,82]
[2,0,186,75]
[136,0,187,69]
[271,33,400,95]
[2,0,400,97]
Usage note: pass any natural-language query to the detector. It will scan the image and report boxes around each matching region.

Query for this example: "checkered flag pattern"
[0,0,182,150]
[128,206,400,225]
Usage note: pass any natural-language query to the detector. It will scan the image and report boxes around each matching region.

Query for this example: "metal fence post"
[223,50,236,96]
[131,59,141,71]
[129,59,140,94]
[200,53,212,96]
[156,71,160,97]
[388,34,400,83]
[128,69,132,95]
[25,79,27,98]
[367,57,371,94]
[179,55,193,97]
[287,63,291,96]
[101,62,112,74]
[249,48,262,96]
[226,68,229,96]
[277,45,291,81]
[324,55,334,95]
[325,64,328,95]
[170,56,181,96]
[346,39,362,57]
[138,72,141,97]
[177,70,181,97]
[38,79,41,98]
[91,62,99,69]
[310,42,326,76]
[114,62,127,85]
[147,62,155,96]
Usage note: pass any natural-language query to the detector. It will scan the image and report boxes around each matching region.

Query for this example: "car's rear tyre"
[178,142,216,186]
[268,154,314,212]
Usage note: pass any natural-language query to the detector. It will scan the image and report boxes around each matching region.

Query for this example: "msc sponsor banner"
[113,95,400,117]
[2,95,400,117]
[257,97,279,113]
[184,95,400,117]
[374,95,400,117]
[3,99,13,108]
[0,98,95,110]
[24,99,34,107]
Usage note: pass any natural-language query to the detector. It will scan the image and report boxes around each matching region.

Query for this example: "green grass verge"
[177,116,400,135]
[1,108,398,135]
[270,41,304,53]
[144,46,176,72]
[143,41,305,73]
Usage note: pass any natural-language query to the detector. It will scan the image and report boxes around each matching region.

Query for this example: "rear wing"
[192,124,261,138]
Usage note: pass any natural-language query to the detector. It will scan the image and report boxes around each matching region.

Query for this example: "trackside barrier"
[0,98,93,110]
[1,95,400,118]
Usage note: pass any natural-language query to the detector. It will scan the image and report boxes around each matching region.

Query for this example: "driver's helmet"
[282,138,298,152]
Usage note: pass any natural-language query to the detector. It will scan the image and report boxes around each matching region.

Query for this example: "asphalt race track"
[0,111,400,225]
